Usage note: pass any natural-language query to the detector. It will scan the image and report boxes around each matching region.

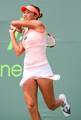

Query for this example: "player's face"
[23,10,35,20]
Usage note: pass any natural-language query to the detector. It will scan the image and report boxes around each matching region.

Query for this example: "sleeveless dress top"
[20,29,60,87]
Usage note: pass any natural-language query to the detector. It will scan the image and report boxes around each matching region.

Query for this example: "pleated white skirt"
[20,64,60,87]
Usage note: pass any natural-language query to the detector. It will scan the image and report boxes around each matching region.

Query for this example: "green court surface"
[0,0,81,120]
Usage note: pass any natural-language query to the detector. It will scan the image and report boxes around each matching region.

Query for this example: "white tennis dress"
[20,29,60,87]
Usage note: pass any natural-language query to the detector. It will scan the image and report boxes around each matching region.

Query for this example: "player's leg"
[37,78,63,110]
[22,79,41,120]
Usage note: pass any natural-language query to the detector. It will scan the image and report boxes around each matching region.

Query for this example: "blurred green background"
[0,0,81,120]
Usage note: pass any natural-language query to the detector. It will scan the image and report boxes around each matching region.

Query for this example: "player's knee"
[47,103,56,111]
[27,102,34,110]
[27,102,38,112]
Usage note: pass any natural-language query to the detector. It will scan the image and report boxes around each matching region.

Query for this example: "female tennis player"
[9,4,71,120]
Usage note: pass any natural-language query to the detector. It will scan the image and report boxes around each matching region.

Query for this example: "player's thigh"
[37,78,56,106]
[22,79,38,107]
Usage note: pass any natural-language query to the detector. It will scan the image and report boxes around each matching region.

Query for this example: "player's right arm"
[9,25,25,56]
